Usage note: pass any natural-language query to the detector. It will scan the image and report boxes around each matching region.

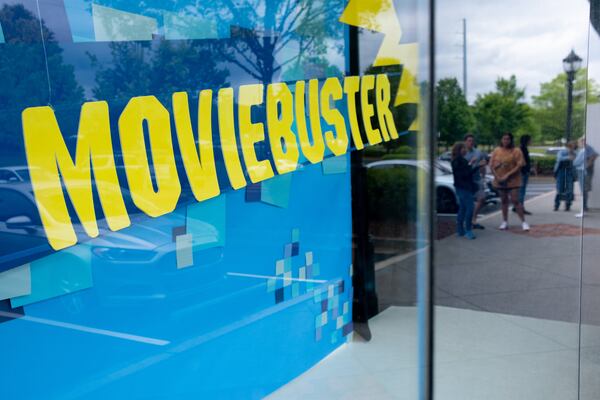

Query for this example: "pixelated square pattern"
[269,228,317,304]
[313,276,352,343]
[264,229,352,342]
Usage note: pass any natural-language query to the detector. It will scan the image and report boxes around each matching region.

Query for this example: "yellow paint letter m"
[22,102,130,250]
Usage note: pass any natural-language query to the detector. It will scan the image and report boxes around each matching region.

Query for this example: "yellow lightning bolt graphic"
[339,0,419,131]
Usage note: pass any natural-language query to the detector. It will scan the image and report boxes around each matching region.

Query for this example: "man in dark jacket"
[452,142,482,240]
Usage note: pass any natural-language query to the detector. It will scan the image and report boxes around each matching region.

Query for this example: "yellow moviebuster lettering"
[22,74,402,250]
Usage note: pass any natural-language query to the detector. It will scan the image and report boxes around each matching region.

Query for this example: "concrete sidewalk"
[435,188,589,323]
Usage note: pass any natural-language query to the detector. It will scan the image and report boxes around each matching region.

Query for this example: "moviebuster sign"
[22,74,400,250]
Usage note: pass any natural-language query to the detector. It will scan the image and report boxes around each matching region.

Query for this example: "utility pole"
[462,18,468,101]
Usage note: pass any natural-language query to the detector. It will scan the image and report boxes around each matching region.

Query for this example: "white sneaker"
[499,221,508,230]
[522,222,530,231]
[575,213,584,218]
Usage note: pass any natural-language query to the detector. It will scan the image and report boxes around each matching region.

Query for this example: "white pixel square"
[283,271,292,287]
[276,260,285,275]
[305,252,313,265]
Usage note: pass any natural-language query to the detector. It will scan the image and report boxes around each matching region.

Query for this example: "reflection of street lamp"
[563,49,583,142]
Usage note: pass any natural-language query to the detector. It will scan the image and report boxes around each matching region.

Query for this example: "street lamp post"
[563,50,583,142]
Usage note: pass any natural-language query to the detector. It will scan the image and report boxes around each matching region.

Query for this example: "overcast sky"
[436,0,591,103]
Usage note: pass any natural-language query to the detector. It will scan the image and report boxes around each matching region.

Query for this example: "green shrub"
[367,167,417,223]
[533,156,556,176]
[393,145,415,155]
[363,146,386,159]
[381,153,415,161]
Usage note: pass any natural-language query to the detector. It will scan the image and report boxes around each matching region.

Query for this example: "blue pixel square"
[332,306,338,319]
[306,264,313,278]
[338,280,345,294]
[291,242,299,256]
[284,243,293,258]
[275,287,284,304]
[245,183,262,202]
[0,299,23,324]
[172,225,186,242]
[321,299,328,312]
[291,282,300,298]
[343,323,353,336]
[315,326,322,341]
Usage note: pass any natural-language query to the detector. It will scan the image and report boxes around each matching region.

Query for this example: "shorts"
[494,186,520,192]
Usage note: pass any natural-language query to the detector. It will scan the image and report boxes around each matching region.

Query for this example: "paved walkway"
[376,186,600,324]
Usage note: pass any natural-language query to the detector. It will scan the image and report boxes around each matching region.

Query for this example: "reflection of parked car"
[438,151,452,162]
[367,160,498,214]
[546,147,566,156]
[0,182,221,274]
[0,166,31,183]
[0,184,52,270]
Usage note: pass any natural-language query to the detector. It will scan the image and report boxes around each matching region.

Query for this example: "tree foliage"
[473,75,531,146]
[436,78,474,147]
[0,4,83,153]
[532,69,599,143]
[91,41,229,103]
[216,0,344,84]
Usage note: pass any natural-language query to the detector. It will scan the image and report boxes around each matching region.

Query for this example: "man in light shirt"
[463,134,487,229]
[574,137,598,217]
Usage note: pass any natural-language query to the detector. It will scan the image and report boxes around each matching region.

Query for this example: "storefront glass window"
[0,0,433,398]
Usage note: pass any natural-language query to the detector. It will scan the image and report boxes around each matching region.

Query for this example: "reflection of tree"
[0,4,83,153]
[281,56,342,81]
[90,40,229,102]
[219,0,344,84]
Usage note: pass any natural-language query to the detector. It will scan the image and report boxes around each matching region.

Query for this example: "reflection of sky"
[33,0,346,101]
[61,44,109,99]
[436,0,590,103]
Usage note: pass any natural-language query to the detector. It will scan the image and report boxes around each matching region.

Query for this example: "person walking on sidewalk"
[515,134,532,215]
[490,132,530,231]
[451,142,483,239]
[553,142,576,211]
[574,137,598,217]
[464,133,487,229]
